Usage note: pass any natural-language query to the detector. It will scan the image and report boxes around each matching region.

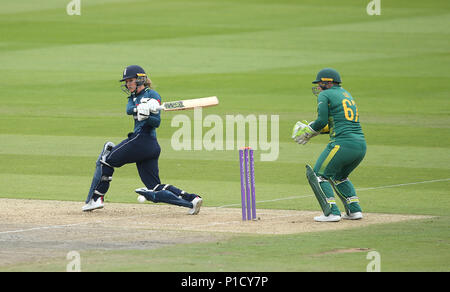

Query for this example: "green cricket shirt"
[310,85,366,143]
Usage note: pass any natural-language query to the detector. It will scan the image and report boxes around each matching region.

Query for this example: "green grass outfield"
[0,0,449,272]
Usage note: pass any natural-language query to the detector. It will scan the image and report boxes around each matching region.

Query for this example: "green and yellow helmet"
[312,68,342,84]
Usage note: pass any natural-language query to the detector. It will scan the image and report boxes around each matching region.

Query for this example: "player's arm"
[136,92,162,128]
[126,97,136,115]
[310,94,328,132]
[144,99,161,128]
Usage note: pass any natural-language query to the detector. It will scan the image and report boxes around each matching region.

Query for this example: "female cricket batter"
[292,68,366,222]
[82,65,203,214]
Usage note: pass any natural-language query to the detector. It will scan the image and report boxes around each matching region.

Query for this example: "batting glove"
[139,98,161,114]
[137,103,150,121]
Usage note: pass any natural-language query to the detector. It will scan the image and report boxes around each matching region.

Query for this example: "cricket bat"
[156,96,219,111]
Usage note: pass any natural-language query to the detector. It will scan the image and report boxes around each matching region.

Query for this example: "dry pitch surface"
[0,198,431,267]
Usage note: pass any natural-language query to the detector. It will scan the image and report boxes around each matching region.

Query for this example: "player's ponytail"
[144,77,152,89]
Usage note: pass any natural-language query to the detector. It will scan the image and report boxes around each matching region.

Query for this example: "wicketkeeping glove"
[291,120,318,145]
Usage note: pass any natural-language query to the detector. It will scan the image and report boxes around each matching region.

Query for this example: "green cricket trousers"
[313,140,366,215]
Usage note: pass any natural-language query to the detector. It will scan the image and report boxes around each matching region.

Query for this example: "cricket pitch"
[0,198,431,267]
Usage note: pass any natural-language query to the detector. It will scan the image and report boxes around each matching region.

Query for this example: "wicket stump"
[239,147,256,220]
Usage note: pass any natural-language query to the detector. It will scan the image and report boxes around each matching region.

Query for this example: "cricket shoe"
[135,187,150,195]
[342,212,363,220]
[135,187,153,200]
[82,196,104,212]
[188,196,203,215]
[314,214,341,222]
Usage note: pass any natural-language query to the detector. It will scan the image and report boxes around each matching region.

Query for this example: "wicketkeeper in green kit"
[292,68,366,222]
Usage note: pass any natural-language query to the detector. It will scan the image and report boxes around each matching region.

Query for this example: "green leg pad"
[330,179,362,215]
[306,165,340,216]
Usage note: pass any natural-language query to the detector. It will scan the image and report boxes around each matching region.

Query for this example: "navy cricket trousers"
[105,132,161,189]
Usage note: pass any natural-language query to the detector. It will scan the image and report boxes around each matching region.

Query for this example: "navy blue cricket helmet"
[120,65,147,82]
[120,65,149,94]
